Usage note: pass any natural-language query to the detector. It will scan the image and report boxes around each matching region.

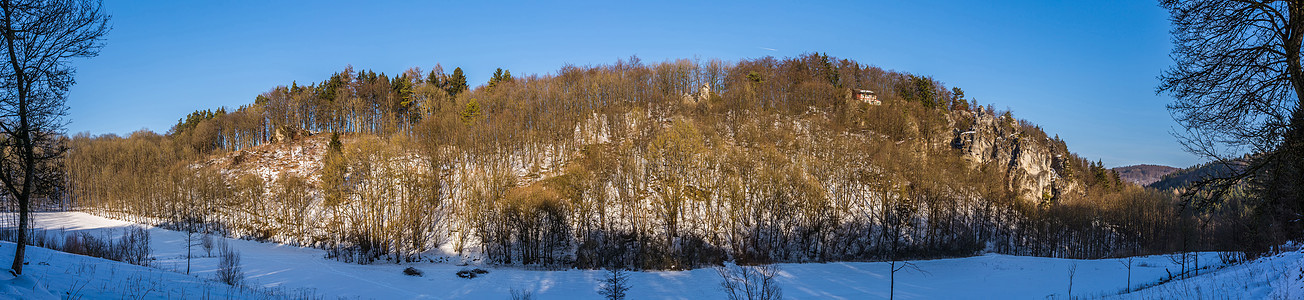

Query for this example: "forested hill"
[1146,160,1246,192]
[1113,164,1180,186]
[64,54,1212,270]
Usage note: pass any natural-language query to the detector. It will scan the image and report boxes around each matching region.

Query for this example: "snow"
[0,212,1299,299]
[0,273,56,300]
[0,240,313,299]
[1111,244,1304,300]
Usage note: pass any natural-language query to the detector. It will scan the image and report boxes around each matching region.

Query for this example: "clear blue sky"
[65,0,1196,168]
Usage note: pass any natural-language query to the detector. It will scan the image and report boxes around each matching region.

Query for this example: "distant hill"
[1146,160,1246,191]
[1112,164,1180,186]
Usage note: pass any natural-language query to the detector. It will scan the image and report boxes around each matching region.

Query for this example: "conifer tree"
[427,69,446,91]
[461,98,481,125]
[488,68,504,91]
[321,132,347,207]
[487,68,515,92]
[448,67,468,97]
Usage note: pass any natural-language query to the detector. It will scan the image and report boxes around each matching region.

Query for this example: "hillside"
[1113,164,1180,186]
[63,54,1199,270]
[1146,161,1246,191]
[1112,244,1304,299]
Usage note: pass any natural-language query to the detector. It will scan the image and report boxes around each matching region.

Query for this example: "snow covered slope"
[1,212,1299,299]
[1112,244,1304,300]
[0,240,315,299]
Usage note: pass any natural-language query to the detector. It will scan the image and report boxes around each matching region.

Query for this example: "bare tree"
[597,267,631,300]
[886,182,920,300]
[508,288,534,300]
[1067,263,1077,299]
[1119,257,1134,292]
[215,238,243,286]
[1159,0,1304,247]
[889,259,923,300]
[0,0,109,275]
[717,264,782,300]
[1162,0,1304,160]
[201,232,214,257]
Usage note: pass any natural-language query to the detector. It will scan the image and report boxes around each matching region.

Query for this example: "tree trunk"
[10,197,25,274]
[2,0,32,275]
[1282,0,1304,234]
[889,260,896,300]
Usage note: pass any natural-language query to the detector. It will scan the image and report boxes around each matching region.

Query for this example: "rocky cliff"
[952,111,1073,202]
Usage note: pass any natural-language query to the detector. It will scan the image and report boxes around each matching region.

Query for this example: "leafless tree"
[1119,257,1134,292]
[597,267,631,300]
[0,0,109,275]
[717,264,782,300]
[1067,263,1077,299]
[1162,0,1304,159]
[215,238,243,286]
[1159,0,1304,244]
[201,232,214,257]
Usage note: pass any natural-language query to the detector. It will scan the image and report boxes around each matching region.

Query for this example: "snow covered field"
[0,212,1299,299]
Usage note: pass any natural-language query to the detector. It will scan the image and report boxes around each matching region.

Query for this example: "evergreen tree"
[488,68,504,90]
[448,67,469,97]
[391,74,415,111]
[950,87,968,111]
[487,68,514,91]
[427,70,446,89]
[904,75,939,109]
[819,52,838,87]
[321,133,347,207]
[461,98,481,125]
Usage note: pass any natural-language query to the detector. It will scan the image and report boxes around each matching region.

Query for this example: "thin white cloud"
[759,47,778,51]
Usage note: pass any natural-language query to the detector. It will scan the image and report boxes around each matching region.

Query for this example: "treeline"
[167,65,475,155]
[67,54,1228,269]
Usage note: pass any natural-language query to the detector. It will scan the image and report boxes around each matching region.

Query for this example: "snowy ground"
[1109,244,1304,300]
[0,212,1298,299]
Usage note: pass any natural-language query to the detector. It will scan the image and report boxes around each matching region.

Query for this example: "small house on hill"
[855,89,880,105]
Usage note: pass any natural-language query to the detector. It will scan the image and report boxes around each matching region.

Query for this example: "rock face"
[952,112,1070,201]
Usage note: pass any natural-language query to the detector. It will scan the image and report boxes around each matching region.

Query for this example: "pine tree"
[488,68,505,91]
[904,75,938,109]
[448,67,468,97]
[321,133,347,207]
[427,69,446,90]
[951,87,968,111]
[461,98,481,125]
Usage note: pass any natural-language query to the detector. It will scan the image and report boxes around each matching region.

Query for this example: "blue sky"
[65,0,1195,168]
